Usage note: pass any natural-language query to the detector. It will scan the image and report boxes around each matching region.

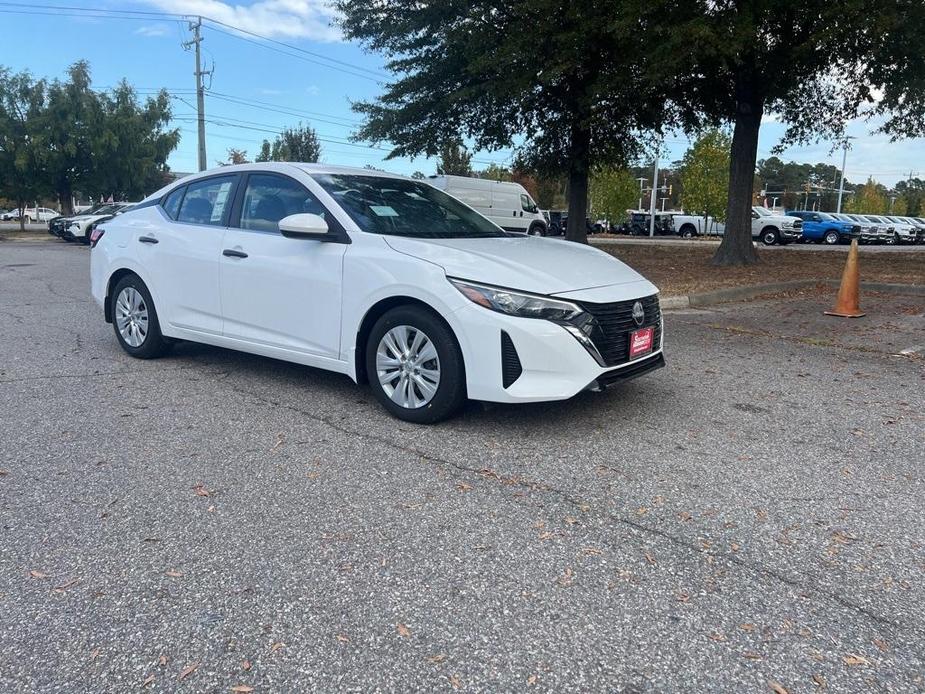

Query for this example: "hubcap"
[115,287,149,347]
[376,325,440,409]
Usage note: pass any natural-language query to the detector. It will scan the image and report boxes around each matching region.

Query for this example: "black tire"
[823,230,840,245]
[761,228,779,246]
[366,305,466,424]
[679,224,695,238]
[110,274,171,359]
[527,223,546,237]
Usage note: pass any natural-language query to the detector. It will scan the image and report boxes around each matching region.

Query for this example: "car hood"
[760,215,801,224]
[383,235,654,295]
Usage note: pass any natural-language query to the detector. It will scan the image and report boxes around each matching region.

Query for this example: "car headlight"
[448,278,584,321]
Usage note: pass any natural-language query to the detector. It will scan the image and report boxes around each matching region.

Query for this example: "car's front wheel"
[111,274,171,359]
[366,306,466,424]
[824,230,840,245]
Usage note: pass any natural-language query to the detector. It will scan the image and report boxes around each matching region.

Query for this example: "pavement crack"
[222,378,909,637]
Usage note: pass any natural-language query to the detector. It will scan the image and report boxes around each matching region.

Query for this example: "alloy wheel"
[115,287,149,347]
[376,325,441,409]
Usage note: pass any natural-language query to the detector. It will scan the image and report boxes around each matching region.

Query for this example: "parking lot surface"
[1,241,923,693]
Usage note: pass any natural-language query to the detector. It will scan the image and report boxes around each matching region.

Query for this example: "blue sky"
[2,0,923,187]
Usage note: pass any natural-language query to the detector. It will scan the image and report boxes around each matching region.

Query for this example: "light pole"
[648,152,659,237]
[836,137,854,214]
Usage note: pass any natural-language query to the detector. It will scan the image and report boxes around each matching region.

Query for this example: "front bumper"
[779,227,802,241]
[452,284,665,404]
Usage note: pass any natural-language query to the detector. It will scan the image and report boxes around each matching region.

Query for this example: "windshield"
[816,212,834,220]
[311,174,506,239]
[752,206,773,217]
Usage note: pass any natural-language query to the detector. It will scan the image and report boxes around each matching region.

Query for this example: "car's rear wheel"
[111,275,171,359]
[679,225,695,238]
[366,306,466,424]
[824,230,840,245]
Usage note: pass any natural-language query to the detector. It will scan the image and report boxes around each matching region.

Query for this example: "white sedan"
[90,163,664,423]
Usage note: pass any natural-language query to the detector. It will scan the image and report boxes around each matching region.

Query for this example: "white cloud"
[305,84,320,96]
[134,25,169,37]
[143,0,342,42]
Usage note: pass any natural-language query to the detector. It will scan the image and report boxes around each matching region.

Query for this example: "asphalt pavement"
[1,241,923,693]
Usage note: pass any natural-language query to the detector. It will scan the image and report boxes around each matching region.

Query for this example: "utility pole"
[648,152,659,237]
[183,17,212,172]
[836,137,853,214]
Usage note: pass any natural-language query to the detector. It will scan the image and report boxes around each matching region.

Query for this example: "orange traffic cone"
[824,239,865,318]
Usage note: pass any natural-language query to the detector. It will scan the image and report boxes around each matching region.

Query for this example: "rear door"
[219,171,347,358]
[136,174,238,335]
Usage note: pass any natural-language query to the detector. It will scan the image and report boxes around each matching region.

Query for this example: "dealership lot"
[1,241,923,692]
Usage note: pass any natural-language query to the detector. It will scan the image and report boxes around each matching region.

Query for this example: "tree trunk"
[565,121,591,244]
[713,97,764,266]
[17,200,25,232]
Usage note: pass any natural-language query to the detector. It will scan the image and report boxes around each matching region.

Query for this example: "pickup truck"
[672,207,801,244]
[786,210,860,245]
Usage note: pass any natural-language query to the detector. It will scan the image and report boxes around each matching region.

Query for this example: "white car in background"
[65,202,135,243]
[90,163,664,423]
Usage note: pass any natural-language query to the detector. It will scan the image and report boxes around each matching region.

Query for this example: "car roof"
[144,162,414,202]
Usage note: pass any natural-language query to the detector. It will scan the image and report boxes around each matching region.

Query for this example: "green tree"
[0,68,48,229]
[589,169,637,223]
[335,0,669,244]
[92,81,178,200]
[894,178,925,217]
[680,129,731,223]
[435,142,472,176]
[478,163,511,181]
[256,123,322,162]
[844,177,887,214]
[41,61,100,214]
[654,0,925,265]
[219,148,250,166]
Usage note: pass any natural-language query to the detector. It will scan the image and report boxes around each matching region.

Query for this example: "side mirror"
[278,213,329,239]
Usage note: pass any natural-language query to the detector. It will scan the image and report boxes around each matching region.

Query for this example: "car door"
[136,174,238,336]
[219,171,348,359]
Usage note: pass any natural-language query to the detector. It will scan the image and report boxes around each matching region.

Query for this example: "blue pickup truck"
[786,210,860,245]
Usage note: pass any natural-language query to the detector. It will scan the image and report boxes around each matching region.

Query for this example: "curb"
[662,280,924,309]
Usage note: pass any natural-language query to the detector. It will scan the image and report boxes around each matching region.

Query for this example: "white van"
[429,175,547,235]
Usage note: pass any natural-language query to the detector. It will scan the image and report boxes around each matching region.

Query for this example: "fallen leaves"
[335,634,349,643]
[842,654,869,666]
[448,674,461,689]
[396,623,412,638]
[812,673,826,688]
[142,674,156,687]
[29,570,48,579]
[557,567,574,587]
[455,482,472,492]
[426,654,447,664]
[768,680,789,694]
[644,552,657,565]
[527,674,538,685]
[178,662,199,680]
[241,660,252,671]
[677,591,690,603]
[192,483,211,497]
[231,686,254,693]
[165,569,184,578]
[90,648,101,661]
[270,432,285,452]
[53,578,79,592]
[564,516,579,525]
[158,655,168,667]
[873,638,889,652]
[269,642,285,654]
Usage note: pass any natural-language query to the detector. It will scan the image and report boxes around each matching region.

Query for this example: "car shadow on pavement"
[164,340,657,430]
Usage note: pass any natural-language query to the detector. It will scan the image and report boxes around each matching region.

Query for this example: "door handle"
[222,249,248,258]
[138,235,159,244]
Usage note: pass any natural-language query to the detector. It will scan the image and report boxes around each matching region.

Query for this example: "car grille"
[575,294,662,367]
[792,219,803,229]
[500,331,523,388]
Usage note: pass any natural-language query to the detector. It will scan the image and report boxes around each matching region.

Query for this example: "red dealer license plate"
[629,327,655,358]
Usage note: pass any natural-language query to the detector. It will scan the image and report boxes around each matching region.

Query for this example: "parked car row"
[1,207,60,223]
[47,202,136,243]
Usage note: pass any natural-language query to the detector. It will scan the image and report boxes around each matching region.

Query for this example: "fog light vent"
[501,331,523,388]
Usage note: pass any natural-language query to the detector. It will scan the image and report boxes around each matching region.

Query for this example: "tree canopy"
[336,0,671,244]
[0,61,177,216]
[435,143,472,176]
[589,169,637,224]
[680,130,731,222]
[255,123,322,163]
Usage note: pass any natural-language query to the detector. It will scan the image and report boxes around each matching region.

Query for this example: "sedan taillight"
[89,226,105,248]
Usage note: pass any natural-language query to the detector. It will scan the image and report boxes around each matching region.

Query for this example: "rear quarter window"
[162,186,185,220]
